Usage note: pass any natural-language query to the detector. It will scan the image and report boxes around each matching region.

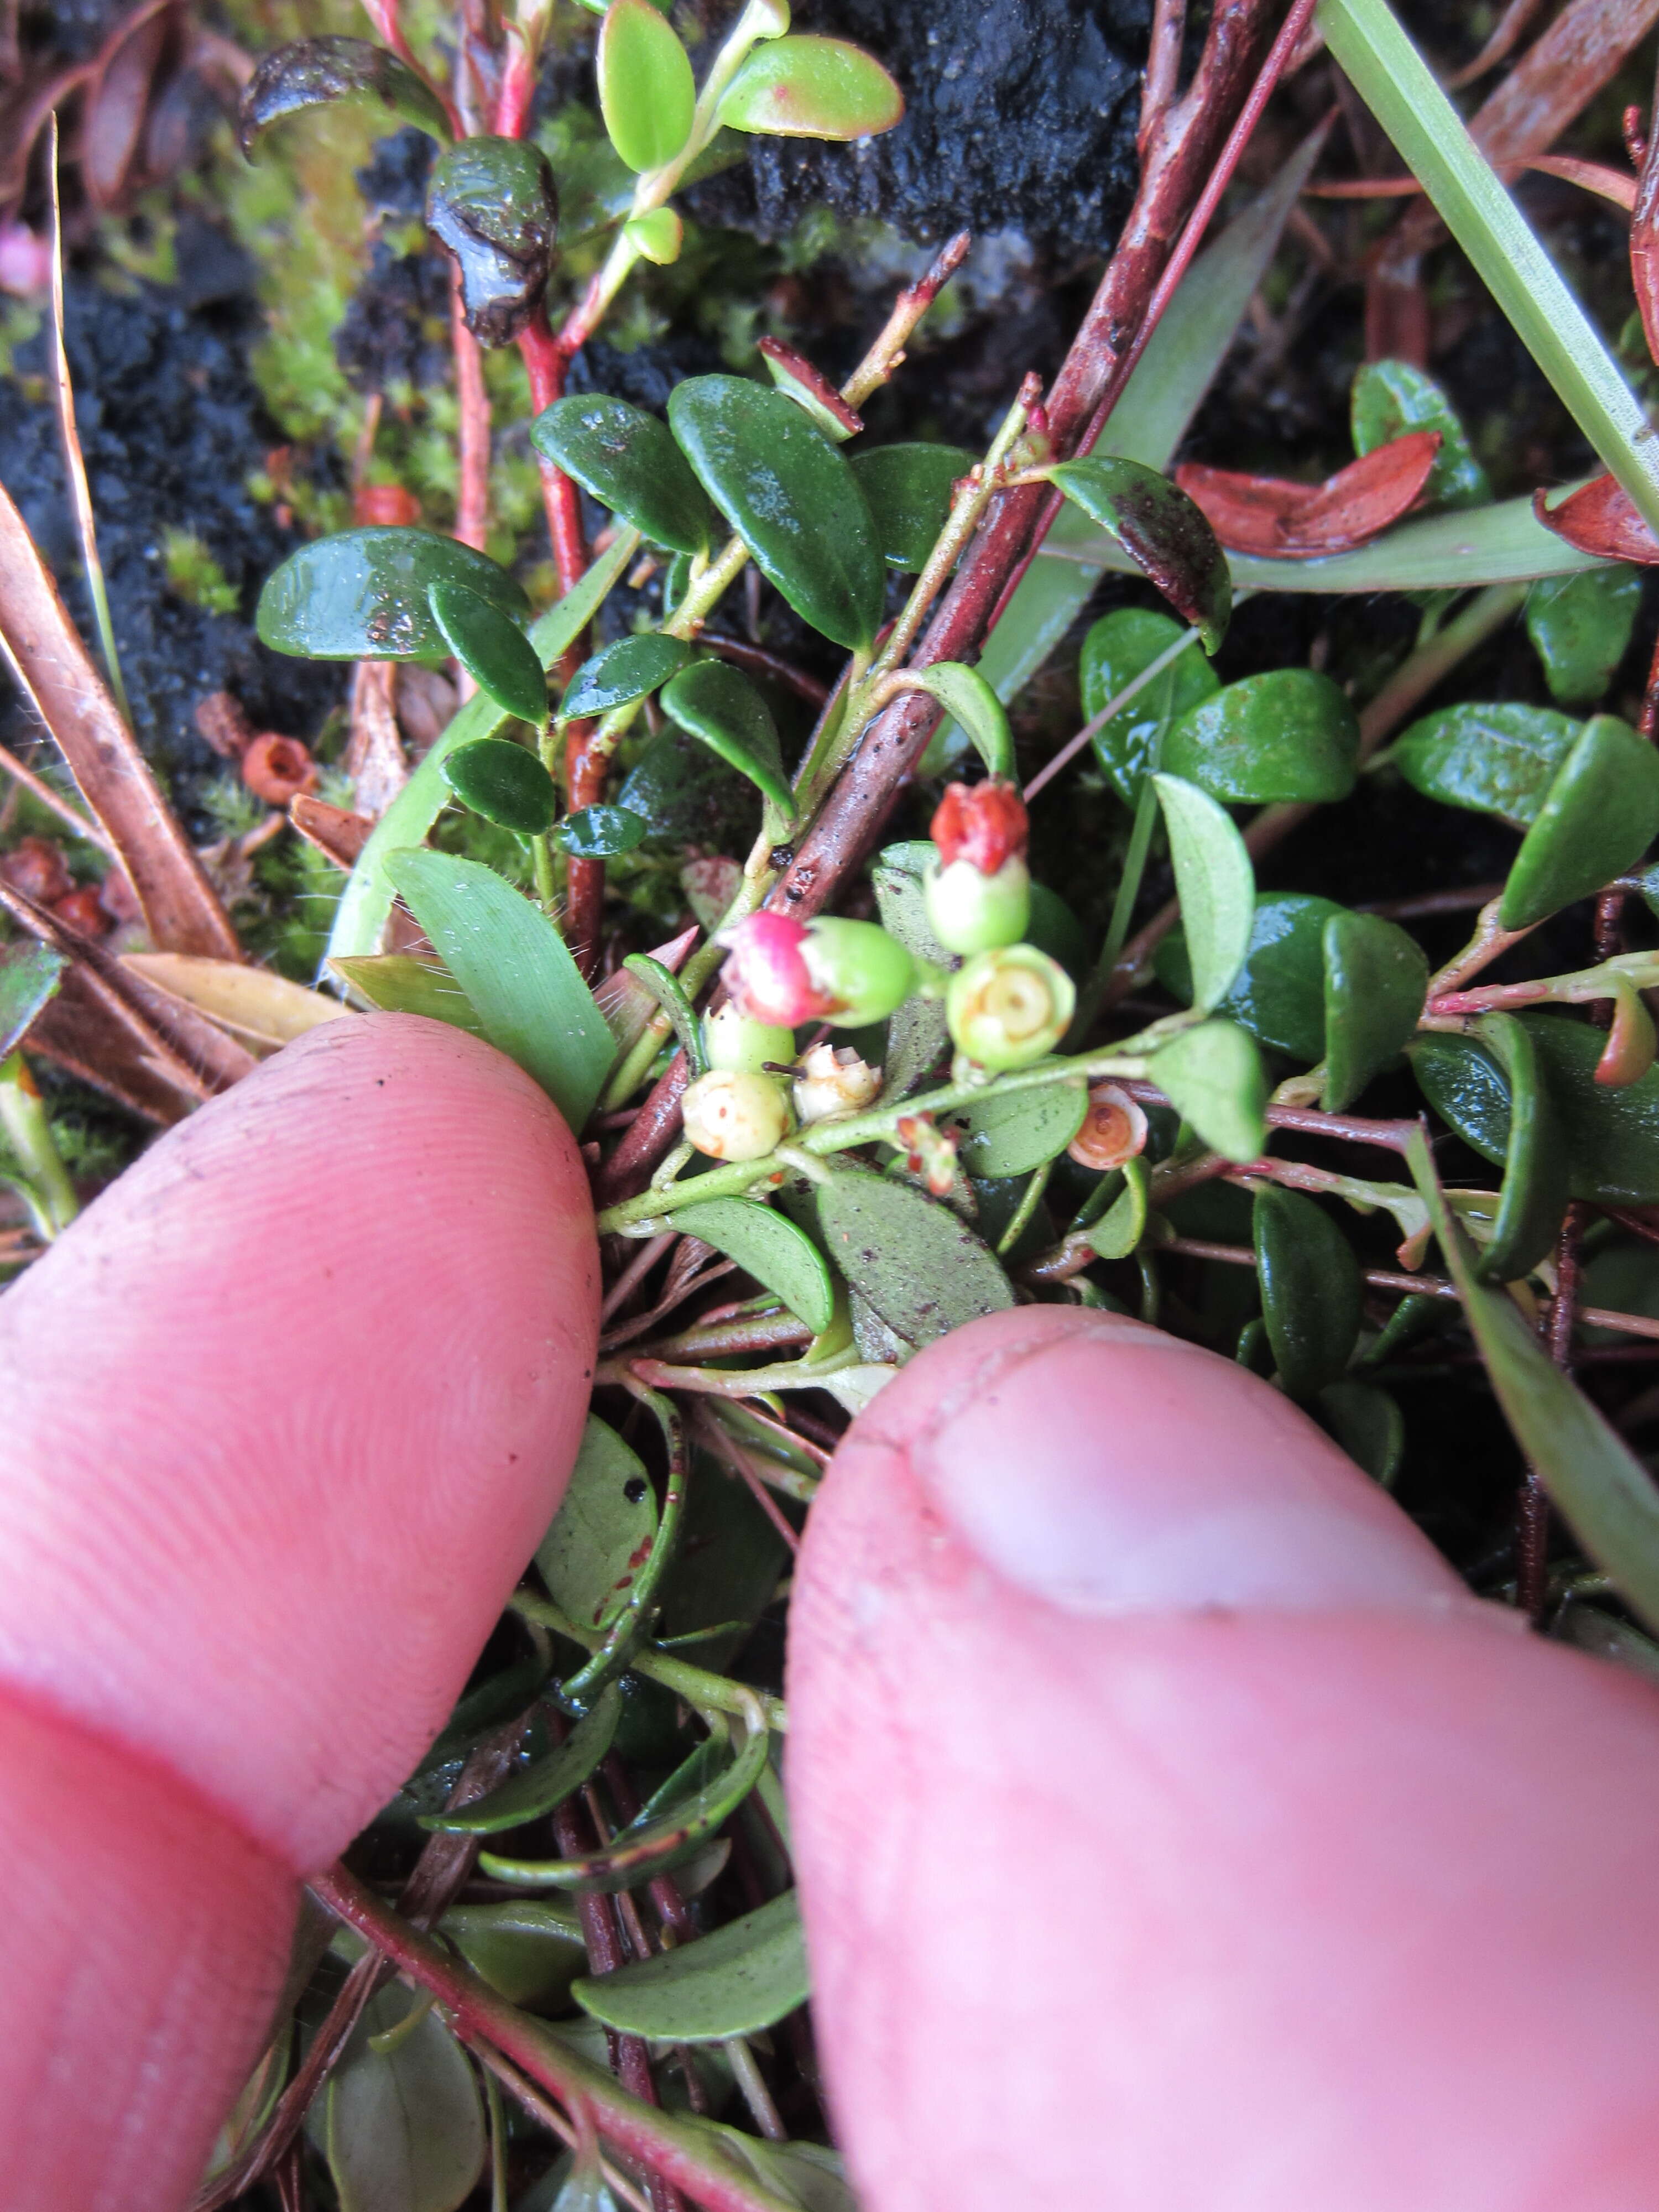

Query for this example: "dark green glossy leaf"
[616,726,752,844]
[257,528,527,660]
[531,396,713,557]
[1410,1010,1659,1205]
[1149,1019,1267,1163]
[422,1684,623,1835]
[480,1712,770,1892]
[1087,1154,1150,1260]
[1152,773,1254,1013]
[597,0,694,171]
[537,1415,658,1636]
[667,376,885,650]
[1162,669,1359,804]
[426,137,558,347]
[1317,1379,1405,1486]
[1498,713,1659,929]
[422,1654,551,1774]
[656,1450,790,1671]
[1253,1183,1362,1397]
[902,664,1013,779]
[555,805,649,857]
[1525,567,1642,705]
[1158,891,1340,1061]
[1050,456,1230,653]
[958,1077,1089,1178]
[661,658,795,824]
[672,1197,836,1333]
[573,1890,807,2043]
[0,943,66,1058]
[717,35,904,138]
[1080,606,1219,804]
[1321,909,1427,1112]
[1391,701,1579,826]
[442,737,557,833]
[385,851,613,1127]
[1407,1128,1659,1636]
[1025,882,1089,979]
[318,1987,484,2212]
[429,583,547,725]
[1350,358,1488,510]
[1471,1011,1569,1284]
[238,36,452,156]
[560,632,693,721]
[439,1901,586,2010]
[328,953,483,1035]
[851,444,975,571]
[816,1171,1014,1349]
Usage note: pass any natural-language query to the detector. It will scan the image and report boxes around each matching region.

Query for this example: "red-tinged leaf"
[1175,431,1441,559]
[1534,475,1659,565]
[1632,124,1659,368]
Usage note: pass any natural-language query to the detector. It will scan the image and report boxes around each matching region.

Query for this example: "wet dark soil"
[0,259,344,832]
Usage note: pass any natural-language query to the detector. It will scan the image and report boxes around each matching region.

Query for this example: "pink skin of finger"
[0,1015,599,2211]
[787,1306,1659,2212]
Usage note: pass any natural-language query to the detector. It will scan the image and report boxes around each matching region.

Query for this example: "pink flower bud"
[720,912,831,1028]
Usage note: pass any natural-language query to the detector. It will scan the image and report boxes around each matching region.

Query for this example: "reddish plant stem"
[451,280,492,554]
[702,633,831,707]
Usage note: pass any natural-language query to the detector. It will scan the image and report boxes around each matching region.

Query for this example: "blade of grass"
[327,529,639,965]
[1318,0,1659,539]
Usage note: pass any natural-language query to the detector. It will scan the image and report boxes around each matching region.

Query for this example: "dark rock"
[687,0,1150,255]
[0,277,344,831]
[355,126,437,218]
[333,235,453,395]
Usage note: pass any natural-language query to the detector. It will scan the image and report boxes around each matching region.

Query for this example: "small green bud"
[624,207,684,265]
[681,1068,793,1161]
[946,943,1075,1071]
[802,915,917,1025]
[924,852,1030,956]
[703,1001,794,1075]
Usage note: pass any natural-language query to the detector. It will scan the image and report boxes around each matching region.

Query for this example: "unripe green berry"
[681,1068,792,1161]
[946,943,1075,1071]
[703,1002,794,1075]
[802,916,917,1026]
[924,852,1030,956]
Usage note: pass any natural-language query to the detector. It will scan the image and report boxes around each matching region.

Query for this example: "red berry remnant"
[50,886,111,938]
[354,483,424,528]
[930,778,1028,875]
[241,734,320,807]
[0,836,74,906]
[721,911,831,1029]
[1067,1082,1149,1172]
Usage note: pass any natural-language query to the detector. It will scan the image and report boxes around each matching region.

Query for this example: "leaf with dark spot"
[238,36,452,157]
[1050,457,1231,652]
[426,137,559,348]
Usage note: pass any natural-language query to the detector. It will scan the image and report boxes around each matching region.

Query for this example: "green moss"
[162,528,241,615]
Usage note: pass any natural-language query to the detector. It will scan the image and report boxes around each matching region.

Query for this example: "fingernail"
[907,1315,1463,1616]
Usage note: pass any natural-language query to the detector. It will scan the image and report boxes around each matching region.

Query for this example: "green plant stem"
[1318,0,1659,538]
[508,1592,787,1732]
[531,832,556,910]
[624,956,708,1077]
[0,1053,77,1239]
[997,1160,1053,1255]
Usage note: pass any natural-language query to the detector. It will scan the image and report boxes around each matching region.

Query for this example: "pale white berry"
[681,1068,792,1161]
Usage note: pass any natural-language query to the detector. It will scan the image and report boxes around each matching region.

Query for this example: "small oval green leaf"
[257,529,528,661]
[320,1988,484,2212]
[385,850,614,1128]
[531,395,713,557]
[661,657,795,824]
[1148,1019,1267,1164]
[672,1196,837,1334]
[1350,358,1488,511]
[1162,669,1359,804]
[538,1415,658,1634]
[903,664,1013,779]
[1525,567,1641,705]
[439,1901,586,2010]
[0,943,66,1060]
[816,1171,1015,1349]
[1253,1183,1363,1398]
[1152,772,1255,1013]
[1472,1011,1570,1284]
[597,0,695,171]
[1391,701,1580,826]
[573,1890,808,2043]
[1498,713,1659,930]
[426,137,559,347]
[958,1077,1089,1178]
[442,737,557,833]
[1081,606,1219,804]
[667,375,886,649]
[717,35,904,139]
[1157,891,1338,1061]
[1317,1378,1405,1486]
[556,804,650,857]
[328,953,484,1035]
[560,632,693,721]
[851,444,975,571]
[238,36,452,155]
[421,1684,624,1835]
[429,582,548,726]
[1320,909,1427,1112]
[1050,456,1231,653]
